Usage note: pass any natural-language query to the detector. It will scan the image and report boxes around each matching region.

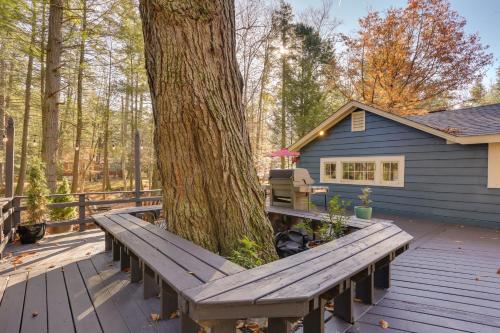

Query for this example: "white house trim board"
[488,143,500,188]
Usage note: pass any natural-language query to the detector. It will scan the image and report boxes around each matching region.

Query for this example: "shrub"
[26,158,49,225]
[323,195,351,240]
[51,178,77,221]
[228,236,264,269]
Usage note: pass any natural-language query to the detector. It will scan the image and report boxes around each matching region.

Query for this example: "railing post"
[79,193,86,232]
[134,130,142,207]
[5,117,14,198]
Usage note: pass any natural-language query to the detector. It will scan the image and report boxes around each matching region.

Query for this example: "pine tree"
[26,158,49,224]
[470,79,486,106]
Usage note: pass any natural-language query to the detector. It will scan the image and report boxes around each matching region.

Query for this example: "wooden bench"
[92,207,245,332]
[93,207,411,333]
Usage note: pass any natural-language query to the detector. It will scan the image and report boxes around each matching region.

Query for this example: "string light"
[112,143,116,151]
[2,135,7,143]
[75,145,80,151]
[32,138,37,147]
[319,130,325,136]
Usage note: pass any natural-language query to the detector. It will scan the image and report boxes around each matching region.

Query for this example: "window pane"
[382,162,399,181]
[324,163,336,179]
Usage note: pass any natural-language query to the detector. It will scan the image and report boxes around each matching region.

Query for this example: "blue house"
[290,101,500,228]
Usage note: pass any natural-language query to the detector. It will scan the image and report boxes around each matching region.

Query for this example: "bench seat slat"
[116,213,244,276]
[183,223,393,303]
[94,215,202,292]
[105,214,226,282]
[196,226,404,305]
[258,232,412,303]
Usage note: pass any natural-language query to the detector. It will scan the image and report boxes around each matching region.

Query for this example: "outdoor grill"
[268,168,328,211]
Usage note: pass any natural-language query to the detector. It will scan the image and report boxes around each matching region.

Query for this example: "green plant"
[296,218,329,240]
[51,178,77,221]
[358,187,373,207]
[228,236,264,269]
[25,158,49,225]
[323,195,351,240]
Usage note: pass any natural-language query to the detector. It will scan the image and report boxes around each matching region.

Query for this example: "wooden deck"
[1,218,499,332]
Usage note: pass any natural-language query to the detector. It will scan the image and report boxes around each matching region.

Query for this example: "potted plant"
[17,158,49,244]
[355,187,373,220]
[49,177,76,234]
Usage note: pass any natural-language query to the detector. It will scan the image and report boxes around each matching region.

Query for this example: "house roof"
[289,101,500,151]
[407,103,500,137]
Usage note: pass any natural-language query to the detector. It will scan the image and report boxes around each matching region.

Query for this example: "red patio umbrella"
[269,148,300,166]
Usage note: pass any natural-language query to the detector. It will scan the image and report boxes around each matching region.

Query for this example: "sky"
[288,0,500,86]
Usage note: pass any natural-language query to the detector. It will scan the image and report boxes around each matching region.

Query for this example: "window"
[324,163,336,180]
[342,162,375,181]
[383,162,399,181]
[351,111,366,132]
[320,156,405,187]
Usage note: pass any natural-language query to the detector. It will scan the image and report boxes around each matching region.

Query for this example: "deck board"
[0,214,499,333]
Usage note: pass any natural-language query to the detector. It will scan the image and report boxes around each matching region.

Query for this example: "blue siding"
[297,111,500,228]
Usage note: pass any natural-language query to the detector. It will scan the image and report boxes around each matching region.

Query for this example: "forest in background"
[0,0,499,195]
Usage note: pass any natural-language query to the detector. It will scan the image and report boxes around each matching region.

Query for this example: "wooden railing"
[0,189,162,257]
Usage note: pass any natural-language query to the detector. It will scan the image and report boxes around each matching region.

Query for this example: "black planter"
[17,223,46,244]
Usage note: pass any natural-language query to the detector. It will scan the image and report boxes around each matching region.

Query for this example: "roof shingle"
[407,103,500,137]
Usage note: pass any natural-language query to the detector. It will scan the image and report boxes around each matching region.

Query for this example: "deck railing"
[0,189,162,257]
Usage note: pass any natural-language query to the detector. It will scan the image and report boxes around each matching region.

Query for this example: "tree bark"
[102,46,112,191]
[42,0,63,192]
[139,0,277,261]
[16,0,38,196]
[0,54,6,186]
[71,0,87,193]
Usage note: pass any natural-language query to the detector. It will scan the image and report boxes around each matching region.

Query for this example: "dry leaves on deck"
[379,319,389,329]
[325,302,334,312]
[32,312,39,317]
[150,313,160,321]
[169,310,179,319]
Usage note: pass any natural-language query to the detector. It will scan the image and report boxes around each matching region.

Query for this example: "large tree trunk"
[139,0,277,261]
[0,56,5,187]
[16,0,38,196]
[42,0,63,192]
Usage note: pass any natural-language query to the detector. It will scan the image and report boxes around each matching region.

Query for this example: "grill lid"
[269,168,315,186]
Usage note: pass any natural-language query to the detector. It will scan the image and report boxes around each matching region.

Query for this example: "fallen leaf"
[169,310,179,319]
[122,267,130,273]
[497,268,500,275]
[245,322,260,333]
[187,271,195,275]
[32,312,38,317]
[325,302,334,312]
[379,319,389,329]
[354,297,363,303]
[85,252,91,255]
[48,265,55,269]
[236,321,245,329]
[475,277,480,281]
[150,313,160,321]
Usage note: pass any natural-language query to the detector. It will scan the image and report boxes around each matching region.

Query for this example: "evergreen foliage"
[25,158,49,224]
[50,177,77,221]
[228,236,264,268]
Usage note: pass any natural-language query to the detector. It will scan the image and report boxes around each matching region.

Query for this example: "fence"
[0,116,161,257]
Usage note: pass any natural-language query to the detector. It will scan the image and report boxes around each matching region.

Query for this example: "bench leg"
[112,240,121,261]
[268,318,293,333]
[303,298,326,333]
[333,282,354,324]
[120,247,130,271]
[143,265,159,299]
[374,263,391,289]
[355,274,374,304]
[180,313,200,333]
[160,280,178,319]
[130,255,142,282]
[105,233,112,251]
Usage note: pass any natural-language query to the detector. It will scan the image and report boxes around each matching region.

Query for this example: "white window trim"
[320,156,405,187]
[488,143,500,188]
